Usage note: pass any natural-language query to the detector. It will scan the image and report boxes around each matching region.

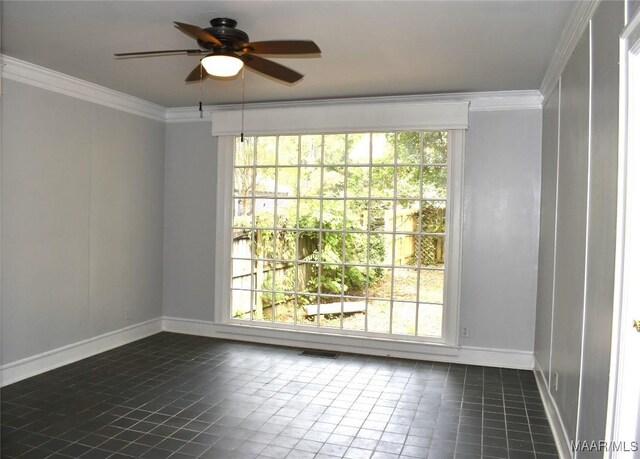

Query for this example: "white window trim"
[211,99,468,136]
[214,98,467,349]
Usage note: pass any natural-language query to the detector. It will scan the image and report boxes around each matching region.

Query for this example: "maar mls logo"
[570,441,639,452]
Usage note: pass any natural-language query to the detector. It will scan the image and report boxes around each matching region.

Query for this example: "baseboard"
[0,318,163,387]
[162,317,534,370]
[534,357,573,459]
[0,316,534,387]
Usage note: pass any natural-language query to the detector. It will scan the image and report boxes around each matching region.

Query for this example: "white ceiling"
[2,1,575,108]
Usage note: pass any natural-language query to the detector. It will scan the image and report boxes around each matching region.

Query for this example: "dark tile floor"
[1,332,558,459]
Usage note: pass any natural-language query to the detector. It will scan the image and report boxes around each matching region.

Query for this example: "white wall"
[534,1,624,454]
[1,79,165,366]
[163,122,217,321]
[577,1,622,450]
[163,109,542,355]
[461,109,541,351]
[535,84,559,386]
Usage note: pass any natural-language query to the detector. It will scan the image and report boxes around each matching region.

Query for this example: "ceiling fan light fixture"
[201,53,244,77]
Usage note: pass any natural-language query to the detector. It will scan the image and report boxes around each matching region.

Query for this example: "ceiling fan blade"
[239,40,321,55]
[240,54,303,83]
[185,63,207,82]
[174,21,222,46]
[115,49,203,57]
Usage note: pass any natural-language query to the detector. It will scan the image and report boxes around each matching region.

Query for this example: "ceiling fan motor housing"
[198,18,249,49]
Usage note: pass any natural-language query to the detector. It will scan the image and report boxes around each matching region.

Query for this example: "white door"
[608,13,640,459]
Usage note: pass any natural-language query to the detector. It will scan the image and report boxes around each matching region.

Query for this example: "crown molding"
[539,0,600,100]
[1,54,542,125]
[1,55,166,122]
[165,106,215,123]
[165,90,543,124]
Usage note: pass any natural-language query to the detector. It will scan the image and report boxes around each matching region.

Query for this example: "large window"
[229,131,454,340]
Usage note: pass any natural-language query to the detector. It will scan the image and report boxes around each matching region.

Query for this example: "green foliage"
[299,211,385,297]
[236,130,449,302]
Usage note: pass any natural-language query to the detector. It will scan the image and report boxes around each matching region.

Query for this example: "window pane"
[372,133,394,164]
[422,166,447,199]
[299,199,321,225]
[392,301,417,335]
[419,269,444,303]
[319,295,342,328]
[258,291,275,321]
[323,166,345,198]
[367,234,387,266]
[278,136,299,165]
[277,167,298,197]
[319,264,344,294]
[343,233,368,264]
[421,201,446,234]
[273,291,296,325]
[397,132,421,164]
[300,261,320,293]
[300,167,322,197]
[301,135,322,165]
[234,167,254,197]
[347,133,370,164]
[322,231,345,260]
[345,200,370,231]
[418,302,443,337]
[423,131,448,163]
[255,167,276,196]
[371,167,395,198]
[255,230,275,258]
[416,235,445,267]
[343,296,366,331]
[343,265,368,294]
[391,233,415,267]
[369,202,392,231]
[235,137,255,166]
[392,268,418,300]
[274,199,297,228]
[369,267,391,299]
[298,293,318,323]
[275,199,295,229]
[346,167,370,198]
[324,134,346,165]
[233,204,253,227]
[367,300,390,333]
[231,289,252,319]
[322,201,345,230]
[396,167,421,198]
[232,257,252,278]
[274,230,296,261]
[256,136,277,165]
[232,233,253,258]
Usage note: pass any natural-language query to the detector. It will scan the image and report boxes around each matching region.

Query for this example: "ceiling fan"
[115,18,321,84]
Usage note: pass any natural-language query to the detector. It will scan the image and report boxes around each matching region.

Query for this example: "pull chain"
[199,63,204,118]
[241,67,245,142]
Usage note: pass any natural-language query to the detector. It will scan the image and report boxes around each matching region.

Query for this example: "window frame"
[216,130,464,347]
[214,99,466,348]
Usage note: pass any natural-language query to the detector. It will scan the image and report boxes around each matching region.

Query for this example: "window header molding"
[210,98,469,136]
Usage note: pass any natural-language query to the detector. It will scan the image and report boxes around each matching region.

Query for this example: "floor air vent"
[300,349,339,358]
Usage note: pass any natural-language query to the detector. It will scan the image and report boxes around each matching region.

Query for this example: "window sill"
[212,321,460,360]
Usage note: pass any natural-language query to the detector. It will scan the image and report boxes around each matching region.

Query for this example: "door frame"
[606,9,640,457]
